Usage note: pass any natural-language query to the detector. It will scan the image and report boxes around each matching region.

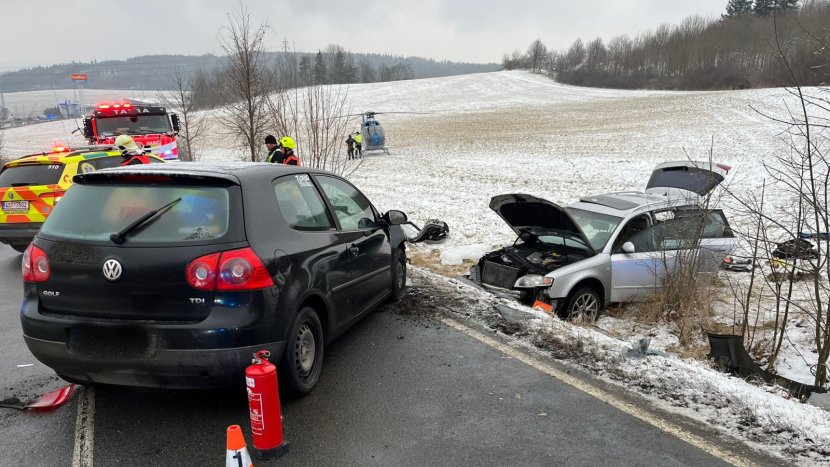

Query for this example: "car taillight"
[22,244,50,282]
[186,252,220,290]
[39,192,64,205]
[186,248,273,291]
[716,164,732,173]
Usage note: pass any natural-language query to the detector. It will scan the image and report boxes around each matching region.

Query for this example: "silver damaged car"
[469,161,736,321]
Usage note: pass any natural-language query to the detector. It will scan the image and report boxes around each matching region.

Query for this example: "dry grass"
[636,285,715,349]
[407,247,474,278]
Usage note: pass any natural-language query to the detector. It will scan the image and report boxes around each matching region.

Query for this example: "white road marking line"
[438,316,757,467]
[72,386,95,467]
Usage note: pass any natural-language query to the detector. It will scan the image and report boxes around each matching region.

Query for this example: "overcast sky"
[0,0,729,69]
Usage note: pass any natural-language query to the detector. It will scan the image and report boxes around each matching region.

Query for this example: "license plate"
[2,201,29,211]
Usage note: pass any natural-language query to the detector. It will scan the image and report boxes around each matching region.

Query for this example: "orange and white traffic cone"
[226,425,254,467]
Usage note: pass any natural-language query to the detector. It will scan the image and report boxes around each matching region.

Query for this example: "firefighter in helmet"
[115,135,151,165]
[266,136,299,166]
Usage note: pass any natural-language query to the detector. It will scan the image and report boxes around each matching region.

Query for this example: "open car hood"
[489,194,596,255]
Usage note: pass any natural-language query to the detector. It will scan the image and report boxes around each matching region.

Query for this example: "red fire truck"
[82,101,180,159]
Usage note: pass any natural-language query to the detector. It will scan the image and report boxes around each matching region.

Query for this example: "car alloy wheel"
[569,291,599,324]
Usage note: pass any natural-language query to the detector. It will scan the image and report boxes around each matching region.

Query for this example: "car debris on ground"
[0,385,74,411]
[719,256,754,272]
[624,337,675,359]
[707,334,827,400]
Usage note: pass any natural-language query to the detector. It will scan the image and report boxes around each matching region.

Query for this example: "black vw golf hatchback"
[21,162,411,396]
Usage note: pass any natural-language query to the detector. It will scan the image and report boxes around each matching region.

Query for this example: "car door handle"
[349,245,359,257]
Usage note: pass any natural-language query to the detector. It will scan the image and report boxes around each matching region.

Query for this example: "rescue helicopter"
[339,111,426,155]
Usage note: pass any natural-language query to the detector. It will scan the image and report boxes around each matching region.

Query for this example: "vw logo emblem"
[102,259,122,282]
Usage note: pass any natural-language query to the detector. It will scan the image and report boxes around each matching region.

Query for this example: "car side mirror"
[383,210,408,225]
[622,242,635,254]
[170,113,180,134]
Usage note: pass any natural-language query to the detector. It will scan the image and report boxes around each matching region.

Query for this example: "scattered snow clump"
[440,244,491,266]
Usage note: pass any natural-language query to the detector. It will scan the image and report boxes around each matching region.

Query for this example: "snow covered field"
[3,71,827,420]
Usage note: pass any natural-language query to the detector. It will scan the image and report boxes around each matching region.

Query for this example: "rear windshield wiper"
[110,197,182,245]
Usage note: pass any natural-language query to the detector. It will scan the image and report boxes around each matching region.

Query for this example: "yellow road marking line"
[438,316,758,467]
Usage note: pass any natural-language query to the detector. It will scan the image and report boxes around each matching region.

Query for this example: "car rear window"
[40,183,240,244]
[0,163,64,187]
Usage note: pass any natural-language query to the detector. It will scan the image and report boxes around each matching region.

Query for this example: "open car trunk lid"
[489,194,596,255]
[645,161,730,198]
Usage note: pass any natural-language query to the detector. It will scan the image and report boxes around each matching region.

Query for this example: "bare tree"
[566,38,586,70]
[607,35,632,75]
[585,37,608,71]
[215,5,273,162]
[158,67,206,162]
[526,39,548,73]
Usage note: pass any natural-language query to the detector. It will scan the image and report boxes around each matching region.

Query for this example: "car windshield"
[40,183,233,244]
[96,115,171,136]
[564,207,623,251]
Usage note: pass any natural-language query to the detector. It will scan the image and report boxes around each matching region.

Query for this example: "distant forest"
[0,50,498,93]
[503,0,830,90]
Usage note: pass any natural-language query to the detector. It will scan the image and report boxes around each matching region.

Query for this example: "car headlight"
[514,274,553,289]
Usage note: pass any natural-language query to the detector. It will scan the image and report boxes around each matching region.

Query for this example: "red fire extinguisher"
[246,350,290,459]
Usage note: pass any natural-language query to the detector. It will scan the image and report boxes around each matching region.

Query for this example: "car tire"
[562,286,601,324]
[11,244,28,254]
[279,306,324,398]
[388,247,407,302]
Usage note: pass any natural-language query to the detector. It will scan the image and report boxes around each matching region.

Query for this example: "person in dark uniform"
[345,134,356,160]
[264,135,281,163]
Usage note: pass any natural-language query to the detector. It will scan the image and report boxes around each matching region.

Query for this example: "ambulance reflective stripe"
[0,186,56,224]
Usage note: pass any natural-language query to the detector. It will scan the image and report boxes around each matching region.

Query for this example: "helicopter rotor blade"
[369,112,430,115]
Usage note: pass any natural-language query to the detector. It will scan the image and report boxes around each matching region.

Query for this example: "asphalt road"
[0,245,782,466]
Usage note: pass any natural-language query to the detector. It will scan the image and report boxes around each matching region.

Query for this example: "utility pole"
[282,37,290,53]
